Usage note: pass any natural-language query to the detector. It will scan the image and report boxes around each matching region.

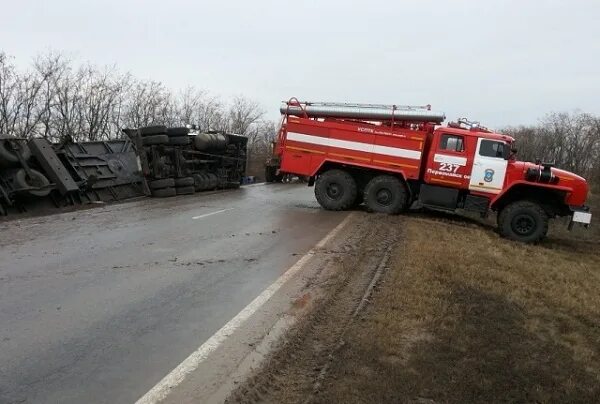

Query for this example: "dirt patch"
[228,212,600,403]
[226,214,403,403]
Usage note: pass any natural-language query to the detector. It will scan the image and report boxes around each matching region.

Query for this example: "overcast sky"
[1,0,598,128]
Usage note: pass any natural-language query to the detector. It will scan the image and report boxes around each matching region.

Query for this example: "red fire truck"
[275,99,591,243]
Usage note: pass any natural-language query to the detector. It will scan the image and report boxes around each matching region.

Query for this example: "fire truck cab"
[276,99,591,243]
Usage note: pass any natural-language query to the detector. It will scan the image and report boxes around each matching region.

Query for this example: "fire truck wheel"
[142,135,169,146]
[168,136,191,146]
[14,168,51,197]
[498,200,548,243]
[151,187,176,197]
[139,125,167,136]
[149,178,175,189]
[174,177,195,187]
[364,175,408,214]
[176,186,195,195]
[314,169,357,211]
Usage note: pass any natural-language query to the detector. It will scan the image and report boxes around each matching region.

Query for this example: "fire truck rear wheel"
[314,169,357,211]
[498,200,548,243]
[364,175,408,214]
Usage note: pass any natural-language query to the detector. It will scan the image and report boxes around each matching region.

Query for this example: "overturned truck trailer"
[0,126,247,217]
[0,136,145,216]
[123,125,247,197]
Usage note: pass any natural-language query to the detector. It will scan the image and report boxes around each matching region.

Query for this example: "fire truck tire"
[167,127,190,137]
[149,178,175,189]
[364,175,408,214]
[498,200,548,243]
[0,140,31,166]
[176,186,195,195]
[139,125,167,136]
[168,136,191,145]
[314,169,357,211]
[174,177,195,187]
[151,187,176,197]
[142,135,169,146]
[14,168,51,197]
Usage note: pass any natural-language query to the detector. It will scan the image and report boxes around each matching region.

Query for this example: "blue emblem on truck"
[484,169,495,182]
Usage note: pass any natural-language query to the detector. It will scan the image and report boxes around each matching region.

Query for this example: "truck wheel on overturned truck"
[314,169,357,211]
[498,200,549,243]
[364,175,409,214]
[151,187,176,197]
[176,186,195,195]
[14,168,51,197]
[149,178,175,189]
[0,140,32,167]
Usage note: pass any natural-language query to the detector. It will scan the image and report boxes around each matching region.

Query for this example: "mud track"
[227,214,403,403]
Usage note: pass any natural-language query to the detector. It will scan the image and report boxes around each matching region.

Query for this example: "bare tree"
[228,95,264,135]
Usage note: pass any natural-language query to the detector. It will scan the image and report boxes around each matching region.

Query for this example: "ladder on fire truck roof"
[280,97,446,124]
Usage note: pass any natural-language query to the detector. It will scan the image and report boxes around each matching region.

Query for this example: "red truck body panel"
[280,116,428,180]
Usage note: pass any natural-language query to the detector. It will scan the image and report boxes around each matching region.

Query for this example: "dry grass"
[318,214,600,403]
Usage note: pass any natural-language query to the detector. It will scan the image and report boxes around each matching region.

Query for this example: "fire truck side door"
[469,138,508,194]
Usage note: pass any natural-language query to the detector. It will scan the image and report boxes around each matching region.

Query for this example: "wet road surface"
[0,184,347,404]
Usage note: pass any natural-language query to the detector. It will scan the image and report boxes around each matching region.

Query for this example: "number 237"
[439,163,460,173]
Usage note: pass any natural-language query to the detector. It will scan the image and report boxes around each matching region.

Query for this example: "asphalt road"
[0,184,347,404]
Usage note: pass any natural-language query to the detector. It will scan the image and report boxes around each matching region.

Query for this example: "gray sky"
[1,0,598,128]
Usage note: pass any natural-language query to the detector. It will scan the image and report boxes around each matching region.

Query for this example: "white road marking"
[135,212,355,404]
[192,208,233,220]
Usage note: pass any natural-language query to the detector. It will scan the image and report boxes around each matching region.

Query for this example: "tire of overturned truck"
[151,187,177,198]
[193,174,206,191]
[166,127,190,137]
[149,178,176,189]
[498,200,549,243]
[142,135,169,146]
[14,168,51,197]
[139,125,167,136]
[364,175,408,214]
[168,136,191,146]
[176,186,195,195]
[0,140,32,167]
[174,177,195,187]
[314,169,357,211]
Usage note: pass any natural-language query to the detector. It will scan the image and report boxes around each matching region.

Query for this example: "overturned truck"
[0,126,247,217]
[124,125,247,197]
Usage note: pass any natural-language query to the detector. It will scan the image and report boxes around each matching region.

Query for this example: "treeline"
[0,51,276,151]
[503,111,600,186]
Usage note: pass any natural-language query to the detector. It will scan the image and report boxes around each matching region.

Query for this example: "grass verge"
[317,215,600,403]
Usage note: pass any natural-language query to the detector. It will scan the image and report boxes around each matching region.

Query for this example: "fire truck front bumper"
[568,206,592,230]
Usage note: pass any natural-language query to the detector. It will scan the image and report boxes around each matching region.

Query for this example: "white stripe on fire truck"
[286,132,422,161]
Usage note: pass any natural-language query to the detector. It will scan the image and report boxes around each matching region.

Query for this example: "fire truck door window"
[440,135,464,152]
[479,140,505,158]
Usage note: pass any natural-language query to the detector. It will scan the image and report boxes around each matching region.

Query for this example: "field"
[230,193,600,403]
